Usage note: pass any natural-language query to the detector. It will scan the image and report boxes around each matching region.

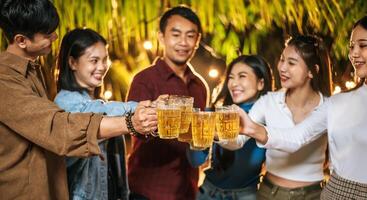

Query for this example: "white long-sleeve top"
[221,91,328,182]
[264,84,367,183]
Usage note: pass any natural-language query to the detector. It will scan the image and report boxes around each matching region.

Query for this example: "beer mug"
[157,99,181,139]
[191,110,216,149]
[168,95,194,142]
[215,105,240,141]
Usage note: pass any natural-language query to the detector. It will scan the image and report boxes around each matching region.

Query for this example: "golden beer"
[178,131,192,143]
[216,111,240,140]
[191,112,216,148]
[170,95,194,142]
[157,107,181,139]
[178,107,197,143]
[179,105,193,134]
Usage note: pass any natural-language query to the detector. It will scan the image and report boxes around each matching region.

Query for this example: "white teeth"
[354,62,365,66]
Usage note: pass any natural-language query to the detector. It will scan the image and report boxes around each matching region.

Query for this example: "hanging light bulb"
[104,90,113,100]
[345,81,356,89]
[333,85,341,94]
[143,40,153,50]
[208,69,219,78]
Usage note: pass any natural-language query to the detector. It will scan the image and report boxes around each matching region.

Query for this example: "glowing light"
[143,40,153,50]
[104,90,113,100]
[345,81,356,89]
[111,0,118,9]
[333,85,341,94]
[208,69,219,78]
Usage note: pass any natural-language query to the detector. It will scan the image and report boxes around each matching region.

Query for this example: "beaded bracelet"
[125,112,141,137]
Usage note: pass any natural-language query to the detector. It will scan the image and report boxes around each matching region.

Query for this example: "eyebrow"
[186,30,198,34]
[170,27,197,34]
[229,71,248,76]
[170,28,182,33]
[280,54,298,62]
[287,57,298,62]
[89,56,101,59]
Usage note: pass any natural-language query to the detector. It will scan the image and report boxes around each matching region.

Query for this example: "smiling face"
[277,45,313,90]
[227,63,264,104]
[349,25,367,80]
[69,42,110,93]
[159,15,201,68]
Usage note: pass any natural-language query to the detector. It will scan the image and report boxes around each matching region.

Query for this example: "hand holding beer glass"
[215,105,240,141]
[157,95,194,139]
[157,97,181,139]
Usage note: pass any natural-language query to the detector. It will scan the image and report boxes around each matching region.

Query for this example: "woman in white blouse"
[222,35,332,200]
[238,16,367,200]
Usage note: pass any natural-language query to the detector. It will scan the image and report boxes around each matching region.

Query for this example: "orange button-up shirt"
[0,51,102,200]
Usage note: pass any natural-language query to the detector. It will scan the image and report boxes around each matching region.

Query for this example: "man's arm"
[99,101,158,139]
[0,76,156,157]
[186,148,209,168]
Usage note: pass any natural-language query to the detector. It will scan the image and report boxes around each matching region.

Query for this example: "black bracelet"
[125,112,141,137]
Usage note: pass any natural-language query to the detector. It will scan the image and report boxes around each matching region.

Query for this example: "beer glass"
[168,95,194,142]
[215,105,240,141]
[191,111,216,149]
[157,100,181,139]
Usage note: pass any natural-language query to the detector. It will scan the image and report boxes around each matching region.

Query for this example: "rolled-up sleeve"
[51,112,103,157]
[0,75,102,157]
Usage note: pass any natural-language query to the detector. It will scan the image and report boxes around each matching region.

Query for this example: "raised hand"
[131,100,158,135]
[232,104,268,144]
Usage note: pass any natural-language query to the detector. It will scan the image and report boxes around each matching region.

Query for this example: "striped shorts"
[321,172,367,200]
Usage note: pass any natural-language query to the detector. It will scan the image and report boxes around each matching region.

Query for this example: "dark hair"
[212,55,273,172]
[57,28,107,97]
[213,55,273,106]
[350,15,367,89]
[0,0,59,43]
[285,35,332,97]
[353,15,367,29]
[159,6,202,34]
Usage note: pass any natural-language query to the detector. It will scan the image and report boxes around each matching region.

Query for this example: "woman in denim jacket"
[54,28,148,200]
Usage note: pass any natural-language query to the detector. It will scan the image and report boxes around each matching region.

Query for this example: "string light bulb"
[208,69,219,78]
[143,40,153,50]
[333,85,341,94]
[104,90,113,100]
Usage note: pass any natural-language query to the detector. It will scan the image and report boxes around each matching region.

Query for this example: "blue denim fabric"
[197,179,257,200]
[54,90,137,200]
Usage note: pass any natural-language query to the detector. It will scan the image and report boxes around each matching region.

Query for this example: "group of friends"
[0,0,366,200]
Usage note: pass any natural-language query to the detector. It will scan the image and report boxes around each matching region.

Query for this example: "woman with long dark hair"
[189,55,273,200]
[238,15,367,200]
[54,28,157,200]
[222,35,332,200]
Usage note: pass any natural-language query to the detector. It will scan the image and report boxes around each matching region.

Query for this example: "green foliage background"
[1,0,366,100]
